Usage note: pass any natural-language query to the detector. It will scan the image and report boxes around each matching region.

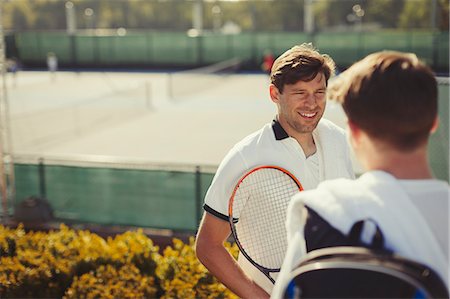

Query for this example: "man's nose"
[304,93,317,107]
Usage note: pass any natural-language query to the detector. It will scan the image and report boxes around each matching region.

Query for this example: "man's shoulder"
[232,122,274,151]
[317,118,346,136]
[216,122,274,173]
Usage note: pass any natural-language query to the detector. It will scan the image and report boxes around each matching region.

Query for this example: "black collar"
[272,119,289,140]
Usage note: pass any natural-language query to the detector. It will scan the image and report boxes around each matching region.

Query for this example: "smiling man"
[195,43,355,298]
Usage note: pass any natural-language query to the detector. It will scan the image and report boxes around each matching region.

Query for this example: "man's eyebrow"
[290,88,307,92]
[289,86,327,92]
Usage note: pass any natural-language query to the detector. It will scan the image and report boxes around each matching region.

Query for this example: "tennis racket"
[228,165,303,284]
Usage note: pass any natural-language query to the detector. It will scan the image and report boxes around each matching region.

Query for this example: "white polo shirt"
[203,118,355,294]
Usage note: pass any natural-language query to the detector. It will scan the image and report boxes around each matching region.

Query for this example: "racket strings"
[232,168,300,270]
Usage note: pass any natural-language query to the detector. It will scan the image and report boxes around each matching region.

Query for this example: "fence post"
[195,166,202,224]
[69,34,77,67]
[38,158,46,199]
[196,35,204,66]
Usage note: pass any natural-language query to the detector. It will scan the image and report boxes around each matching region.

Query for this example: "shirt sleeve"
[203,146,248,221]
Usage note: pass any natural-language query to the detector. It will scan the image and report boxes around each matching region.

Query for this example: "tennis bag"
[282,220,449,299]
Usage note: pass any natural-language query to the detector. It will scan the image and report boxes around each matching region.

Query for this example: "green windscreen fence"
[14,30,449,71]
[12,160,215,232]
[429,78,449,182]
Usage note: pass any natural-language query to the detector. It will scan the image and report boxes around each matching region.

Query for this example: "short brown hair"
[270,43,336,93]
[329,51,437,151]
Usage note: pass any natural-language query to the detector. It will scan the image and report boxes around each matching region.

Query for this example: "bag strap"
[348,219,385,250]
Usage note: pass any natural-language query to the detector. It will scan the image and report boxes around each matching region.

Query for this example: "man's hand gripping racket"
[228,165,303,284]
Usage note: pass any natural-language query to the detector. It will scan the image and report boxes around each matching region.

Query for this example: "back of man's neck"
[366,151,433,180]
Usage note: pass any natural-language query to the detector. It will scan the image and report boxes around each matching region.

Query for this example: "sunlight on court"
[7,71,358,170]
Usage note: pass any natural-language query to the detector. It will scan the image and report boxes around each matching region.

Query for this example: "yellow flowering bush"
[156,237,239,299]
[0,224,74,298]
[64,264,158,299]
[0,257,26,297]
[106,229,160,276]
[0,224,239,298]
[0,225,20,257]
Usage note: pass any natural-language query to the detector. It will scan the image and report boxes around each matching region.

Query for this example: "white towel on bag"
[290,171,448,287]
[272,171,448,299]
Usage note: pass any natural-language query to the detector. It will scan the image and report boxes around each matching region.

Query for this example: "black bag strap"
[348,219,385,250]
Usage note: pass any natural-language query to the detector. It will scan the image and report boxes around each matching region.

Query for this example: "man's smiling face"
[272,72,327,135]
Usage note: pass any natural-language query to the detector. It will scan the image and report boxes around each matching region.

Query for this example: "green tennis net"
[167,58,242,101]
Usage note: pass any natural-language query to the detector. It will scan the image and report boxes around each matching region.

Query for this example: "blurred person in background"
[6,57,19,87]
[261,50,275,75]
[47,52,58,81]
[196,43,355,298]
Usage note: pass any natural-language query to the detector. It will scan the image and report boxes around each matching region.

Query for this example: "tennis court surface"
[7,70,348,167]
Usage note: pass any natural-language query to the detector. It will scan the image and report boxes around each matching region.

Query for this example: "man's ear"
[269,84,280,104]
[430,116,439,133]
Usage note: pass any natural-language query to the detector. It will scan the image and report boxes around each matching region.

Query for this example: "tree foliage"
[3,0,449,32]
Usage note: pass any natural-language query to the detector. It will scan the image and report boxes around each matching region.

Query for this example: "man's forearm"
[197,244,269,299]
